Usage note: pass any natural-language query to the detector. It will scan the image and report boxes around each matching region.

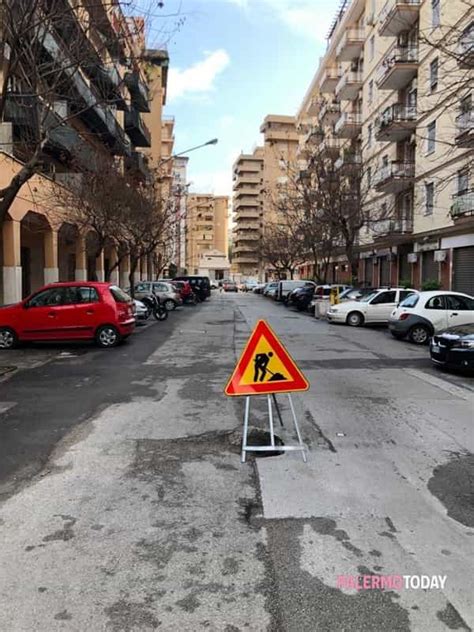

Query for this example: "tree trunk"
[128,258,139,298]
[345,243,358,285]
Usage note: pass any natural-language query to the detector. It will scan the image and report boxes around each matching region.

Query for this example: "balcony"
[378,0,420,37]
[336,28,365,61]
[455,111,474,148]
[235,186,260,197]
[377,46,418,90]
[307,97,321,116]
[125,71,150,113]
[334,112,362,138]
[335,70,363,100]
[319,101,341,125]
[372,217,414,236]
[234,233,261,241]
[125,151,152,181]
[335,149,362,171]
[458,29,474,68]
[319,67,340,93]
[39,27,131,155]
[318,137,341,157]
[373,161,415,193]
[125,107,151,147]
[375,104,417,141]
[450,190,474,219]
[304,125,324,145]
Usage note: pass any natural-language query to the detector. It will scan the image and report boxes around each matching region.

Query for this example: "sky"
[144,0,337,198]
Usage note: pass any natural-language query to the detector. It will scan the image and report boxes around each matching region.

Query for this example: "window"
[367,123,373,147]
[399,290,416,302]
[370,291,397,304]
[446,295,474,311]
[425,295,445,310]
[109,286,131,303]
[27,288,64,307]
[369,35,375,60]
[431,0,440,27]
[425,182,434,215]
[368,80,374,104]
[457,170,469,195]
[427,120,436,153]
[429,58,438,92]
[401,294,419,308]
[77,287,99,303]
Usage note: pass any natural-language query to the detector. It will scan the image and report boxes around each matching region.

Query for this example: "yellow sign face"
[224,320,309,396]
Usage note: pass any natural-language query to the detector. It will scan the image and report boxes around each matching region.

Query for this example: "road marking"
[406,369,474,401]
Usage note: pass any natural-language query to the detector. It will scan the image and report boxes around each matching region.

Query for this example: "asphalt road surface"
[0,293,473,631]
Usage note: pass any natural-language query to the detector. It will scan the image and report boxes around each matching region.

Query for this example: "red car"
[171,280,193,300]
[0,282,135,349]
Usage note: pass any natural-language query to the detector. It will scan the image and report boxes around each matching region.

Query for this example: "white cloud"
[189,169,233,198]
[167,49,230,102]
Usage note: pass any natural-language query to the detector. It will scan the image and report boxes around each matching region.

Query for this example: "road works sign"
[225,319,309,396]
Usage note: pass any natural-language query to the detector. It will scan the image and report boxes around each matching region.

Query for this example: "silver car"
[132,281,182,311]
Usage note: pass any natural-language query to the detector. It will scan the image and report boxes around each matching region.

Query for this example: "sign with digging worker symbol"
[225,320,309,396]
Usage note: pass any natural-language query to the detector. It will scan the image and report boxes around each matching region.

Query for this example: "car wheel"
[0,327,18,350]
[408,324,430,345]
[346,311,364,327]
[164,299,176,311]
[95,325,120,348]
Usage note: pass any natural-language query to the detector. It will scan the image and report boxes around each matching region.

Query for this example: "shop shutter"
[398,253,411,284]
[453,246,474,295]
[380,257,390,286]
[421,251,438,284]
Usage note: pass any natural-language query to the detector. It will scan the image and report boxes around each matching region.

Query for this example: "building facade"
[0,2,170,303]
[172,156,189,274]
[185,194,230,279]
[296,0,473,293]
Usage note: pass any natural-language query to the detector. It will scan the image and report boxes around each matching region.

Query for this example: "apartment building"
[172,157,189,274]
[232,148,264,279]
[0,2,170,304]
[185,195,230,279]
[297,0,473,294]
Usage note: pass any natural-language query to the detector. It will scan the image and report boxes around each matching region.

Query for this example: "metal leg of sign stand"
[241,394,306,463]
[271,393,285,427]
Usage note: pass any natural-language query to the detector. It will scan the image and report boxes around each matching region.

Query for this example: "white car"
[133,299,150,321]
[327,288,417,327]
[388,291,474,344]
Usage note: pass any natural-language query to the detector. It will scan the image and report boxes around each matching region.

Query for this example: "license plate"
[431,344,440,353]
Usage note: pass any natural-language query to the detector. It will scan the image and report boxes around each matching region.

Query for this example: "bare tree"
[260,221,306,279]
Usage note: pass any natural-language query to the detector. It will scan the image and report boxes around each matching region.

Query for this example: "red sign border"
[224,319,309,396]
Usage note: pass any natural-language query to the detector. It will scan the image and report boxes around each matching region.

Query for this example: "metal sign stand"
[241,393,307,463]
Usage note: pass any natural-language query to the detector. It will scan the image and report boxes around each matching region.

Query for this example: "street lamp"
[159,138,218,167]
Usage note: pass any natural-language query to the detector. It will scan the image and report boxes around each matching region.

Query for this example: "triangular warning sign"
[225,320,309,397]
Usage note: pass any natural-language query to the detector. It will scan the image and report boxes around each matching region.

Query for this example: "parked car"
[339,287,376,301]
[223,281,238,292]
[287,283,317,311]
[327,288,417,327]
[430,324,474,371]
[0,282,135,349]
[253,283,267,294]
[276,280,314,302]
[243,280,258,292]
[171,280,193,302]
[210,281,219,289]
[388,291,474,344]
[130,281,182,311]
[263,282,279,297]
[134,299,150,321]
[174,275,211,301]
[313,284,351,301]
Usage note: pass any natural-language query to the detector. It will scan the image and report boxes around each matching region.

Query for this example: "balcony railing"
[335,70,363,100]
[125,107,151,147]
[125,151,152,181]
[319,101,341,124]
[450,190,474,218]
[373,161,415,192]
[125,71,150,113]
[318,137,341,156]
[455,110,474,148]
[334,111,362,138]
[378,0,420,37]
[375,104,417,141]
[458,31,474,68]
[319,67,340,93]
[377,45,418,90]
[336,28,365,61]
[335,150,362,171]
[373,217,414,236]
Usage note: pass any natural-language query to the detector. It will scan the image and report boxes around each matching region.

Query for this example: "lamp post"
[159,138,218,167]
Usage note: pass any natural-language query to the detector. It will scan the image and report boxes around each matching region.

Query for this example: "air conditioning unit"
[407,252,418,263]
[434,250,447,262]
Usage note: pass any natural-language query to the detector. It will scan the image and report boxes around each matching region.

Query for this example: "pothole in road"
[246,428,285,458]
[427,452,474,528]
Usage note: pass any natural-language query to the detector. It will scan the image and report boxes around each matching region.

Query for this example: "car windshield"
[359,291,379,303]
